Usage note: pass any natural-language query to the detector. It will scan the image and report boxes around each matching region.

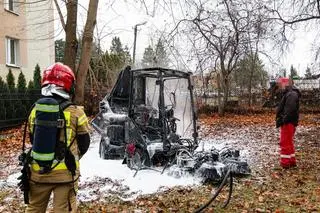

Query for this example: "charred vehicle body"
[92,67,250,183]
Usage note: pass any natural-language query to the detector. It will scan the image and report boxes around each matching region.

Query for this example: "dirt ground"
[0,112,319,212]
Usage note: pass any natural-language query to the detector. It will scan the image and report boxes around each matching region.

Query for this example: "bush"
[33,64,41,89]
[27,80,34,90]
[198,104,218,115]
[17,71,27,93]
[6,68,15,92]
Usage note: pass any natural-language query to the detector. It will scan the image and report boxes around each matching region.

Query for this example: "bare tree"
[166,0,272,114]
[269,0,320,25]
[74,0,99,104]
[189,0,249,114]
[54,0,99,104]
[63,0,78,73]
[266,0,320,58]
[241,1,269,106]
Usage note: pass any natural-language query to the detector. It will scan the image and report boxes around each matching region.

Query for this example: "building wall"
[0,0,54,85]
[0,0,28,82]
[24,0,55,81]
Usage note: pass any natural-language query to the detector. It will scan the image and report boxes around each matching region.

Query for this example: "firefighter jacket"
[276,86,301,127]
[28,104,91,183]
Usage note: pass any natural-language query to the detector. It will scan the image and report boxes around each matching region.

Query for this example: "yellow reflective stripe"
[31,161,80,171]
[31,151,54,161]
[64,111,71,127]
[78,114,88,126]
[35,104,59,112]
[30,109,36,133]
[62,111,72,145]
[66,128,72,145]
[30,109,36,124]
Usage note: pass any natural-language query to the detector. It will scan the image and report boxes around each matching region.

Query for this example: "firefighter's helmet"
[41,63,75,93]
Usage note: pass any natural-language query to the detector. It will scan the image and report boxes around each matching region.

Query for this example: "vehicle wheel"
[99,138,108,159]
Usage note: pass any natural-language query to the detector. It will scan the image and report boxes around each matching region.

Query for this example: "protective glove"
[17,172,29,192]
[65,149,76,176]
[17,174,24,191]
[18,153,26,166]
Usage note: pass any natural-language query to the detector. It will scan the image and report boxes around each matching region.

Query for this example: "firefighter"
[25,63,91,213]
[275,77,301,168]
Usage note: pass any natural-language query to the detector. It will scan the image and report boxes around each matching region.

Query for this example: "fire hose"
[165,149,235,212]
[194,168,233,213]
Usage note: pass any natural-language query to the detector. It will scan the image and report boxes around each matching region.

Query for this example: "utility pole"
[133,21,147,66]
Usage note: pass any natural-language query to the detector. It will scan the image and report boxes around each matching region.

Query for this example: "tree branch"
[270,7,320,25]
[224,0,240,73]
[53,0,66,30]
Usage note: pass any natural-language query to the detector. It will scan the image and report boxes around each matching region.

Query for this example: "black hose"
[194,169,232,213]
[222,171,233,208]
[22,120,28,153]
[21,103,35,153]
[161,160,170,174]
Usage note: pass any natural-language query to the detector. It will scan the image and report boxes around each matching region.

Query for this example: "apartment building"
[0,0,54,84]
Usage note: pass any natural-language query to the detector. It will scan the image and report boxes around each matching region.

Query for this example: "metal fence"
[195,89,266,108]
[0,89,41,130]
[0,88,110,130]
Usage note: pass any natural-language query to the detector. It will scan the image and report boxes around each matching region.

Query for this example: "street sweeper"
[92,66,250,181]
[92,66,251,209]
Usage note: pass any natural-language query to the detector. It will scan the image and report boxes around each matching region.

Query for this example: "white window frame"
[5,37,20,67]
[4,0,19,14]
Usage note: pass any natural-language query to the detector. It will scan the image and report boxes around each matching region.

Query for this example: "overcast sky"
[54,0,317,76]
[55,0,171,62]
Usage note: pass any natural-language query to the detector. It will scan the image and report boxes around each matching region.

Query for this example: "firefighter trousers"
[279,123,296,168]
[25,181,77,213]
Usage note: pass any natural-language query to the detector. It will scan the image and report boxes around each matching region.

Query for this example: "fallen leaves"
[0,124,31,156]
[1,112,320,212]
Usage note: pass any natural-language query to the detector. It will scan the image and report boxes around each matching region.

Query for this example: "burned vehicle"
[92,67,198,163]
[92,67,250,183]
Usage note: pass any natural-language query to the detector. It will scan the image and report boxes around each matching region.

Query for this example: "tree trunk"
[203,75,209,105]
[74,0,99,105]
[248,54,258,106]
[222,74,229,115]
[248,68,253,106]
[64,0,78,73]
[217,72,223,115]
[218,71,230,116]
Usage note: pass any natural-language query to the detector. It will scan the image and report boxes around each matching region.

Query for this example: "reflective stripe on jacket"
[28,104,90,183]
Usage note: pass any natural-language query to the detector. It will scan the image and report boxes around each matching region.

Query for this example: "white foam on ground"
[2,132,250,202]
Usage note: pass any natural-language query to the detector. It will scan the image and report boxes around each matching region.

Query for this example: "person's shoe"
[272,165,288,171]
[290,163,297,168]
[281,163,297,169]
[272,165,283,171]
[280,164,291,169]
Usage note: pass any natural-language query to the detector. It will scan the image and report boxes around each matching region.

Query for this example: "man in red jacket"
[275,78,301,168]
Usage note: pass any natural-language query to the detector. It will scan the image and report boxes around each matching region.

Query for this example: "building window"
[6,37,20,67]
[4,0,19,14]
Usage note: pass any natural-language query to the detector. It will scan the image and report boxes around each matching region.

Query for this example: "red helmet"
[41,63,75,92]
